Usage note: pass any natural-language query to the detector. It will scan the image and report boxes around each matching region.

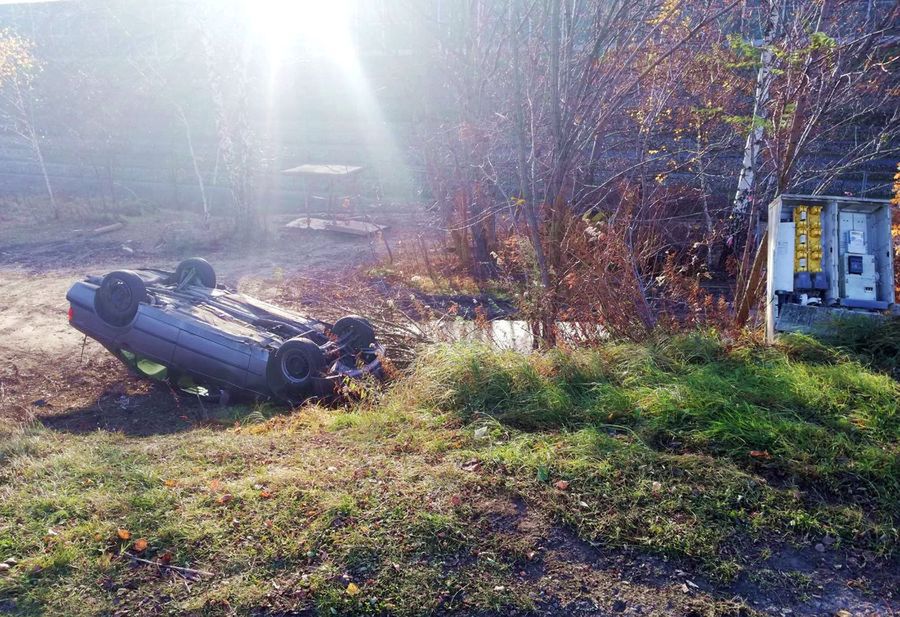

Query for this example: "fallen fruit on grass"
[217,494,233,505]
[116,528,131,541]
[749,450,771,459]
[259,490,273,499]
[554,480,570,491]
[346,582,360,596]
[133,538,148,552]
[450,494,462,507]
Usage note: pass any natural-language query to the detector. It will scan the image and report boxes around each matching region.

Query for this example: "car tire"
[94,270,147,327]
[175,257,216,288]
[267,337,327,399]
[331,315,376,351]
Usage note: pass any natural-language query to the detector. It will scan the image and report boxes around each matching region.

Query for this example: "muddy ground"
[0,213,897,616]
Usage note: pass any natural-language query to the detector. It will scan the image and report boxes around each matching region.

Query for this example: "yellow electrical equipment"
[807,206,823,272]
[794,205,808,272]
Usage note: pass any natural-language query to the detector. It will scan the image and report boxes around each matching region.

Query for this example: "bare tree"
[0,29,57,217]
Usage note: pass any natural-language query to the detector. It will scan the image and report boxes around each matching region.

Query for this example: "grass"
[1,332,897,615]
[409,333,898,513]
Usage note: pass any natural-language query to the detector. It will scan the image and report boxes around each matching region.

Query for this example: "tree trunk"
[176,105,210,226]
[732,0,781,218]
[510,0,551,289]
[30,128,57,219]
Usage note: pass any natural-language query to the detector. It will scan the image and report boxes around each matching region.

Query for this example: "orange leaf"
[554,480,570,491]
[116,528,131,541]
[209,479,221,491]
[259,490,273,499]
[133,538,148,552]
[163,479,177,488]
[216,493,233,505]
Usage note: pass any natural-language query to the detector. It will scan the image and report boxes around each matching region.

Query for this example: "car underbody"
[66,258,383,404]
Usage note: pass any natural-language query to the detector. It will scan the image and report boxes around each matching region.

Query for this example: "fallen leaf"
[217,493,233,505]
[346,582,360,596]
[133,538,148,552]
[259,490,273,499]
[116,528,131,541]
[749,450,771,459]
[159,551,173,565]
[474,426,488,439]
[209,479,222,491]
[461,459,481,472]
[651,481,663,493]
[163,479,177,488]
[554,480,570,491]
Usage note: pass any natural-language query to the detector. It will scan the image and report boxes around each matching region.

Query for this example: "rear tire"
[175,257,216,288]
[331,315,376,351]
[267,337,327,400]
[94,270,147,327]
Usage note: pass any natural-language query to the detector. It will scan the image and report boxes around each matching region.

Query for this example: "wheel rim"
[281,351,311,383]
[107,279,133,313]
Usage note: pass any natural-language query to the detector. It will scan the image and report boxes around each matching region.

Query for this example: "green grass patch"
[403,334,899,558]
[1,332,896,614]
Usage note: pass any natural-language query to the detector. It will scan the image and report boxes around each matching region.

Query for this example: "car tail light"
[68,306,74,322]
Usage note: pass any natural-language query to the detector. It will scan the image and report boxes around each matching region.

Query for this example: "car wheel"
[175,257,216,288]
[267,337,327,399]
[94,270,147,327]
[331,315,376,351]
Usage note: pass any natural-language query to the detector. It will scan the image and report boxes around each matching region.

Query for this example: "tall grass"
[406,332,900,515]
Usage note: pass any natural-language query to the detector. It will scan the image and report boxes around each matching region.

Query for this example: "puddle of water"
[423,319,605,352]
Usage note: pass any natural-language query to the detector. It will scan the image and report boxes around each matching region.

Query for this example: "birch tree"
[0,29,57,218]
[731,0,781,218]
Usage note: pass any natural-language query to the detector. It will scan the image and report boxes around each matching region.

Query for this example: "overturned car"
[66,258,383,403]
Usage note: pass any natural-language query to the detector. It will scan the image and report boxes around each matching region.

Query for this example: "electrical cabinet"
[766,195,895,341]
